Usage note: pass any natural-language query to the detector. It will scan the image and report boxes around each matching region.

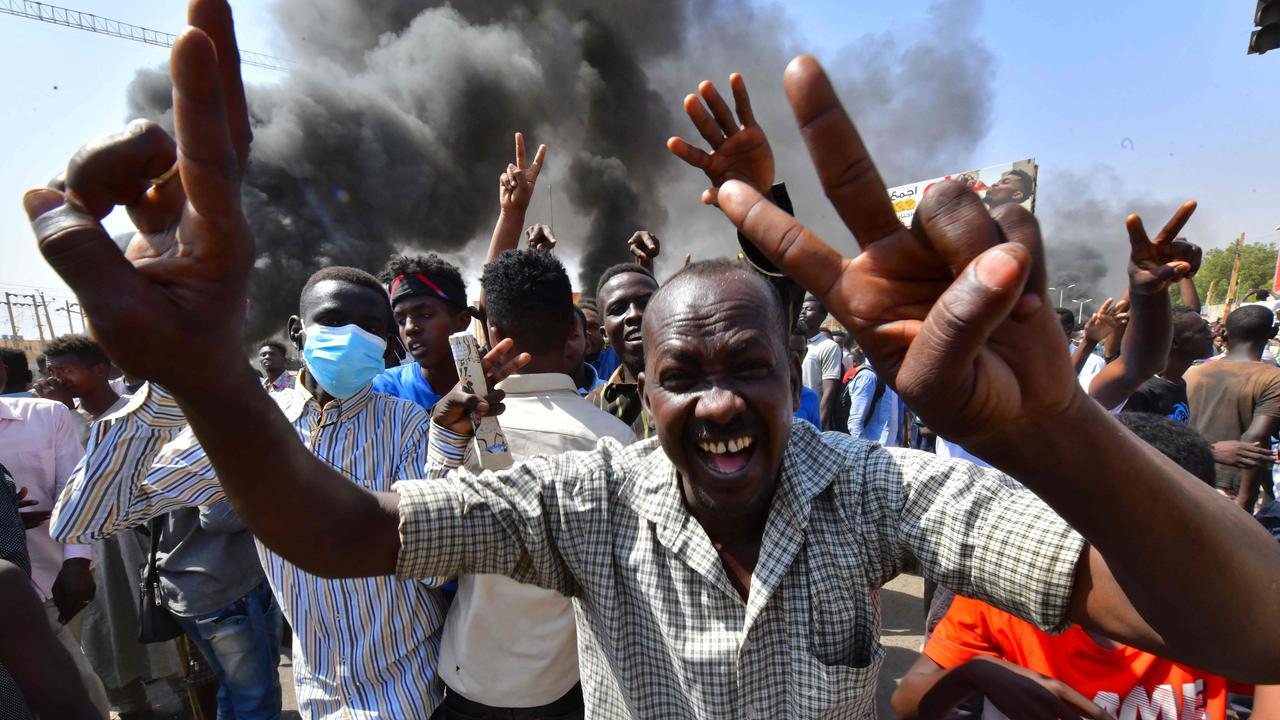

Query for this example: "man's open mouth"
[695,434,758,475]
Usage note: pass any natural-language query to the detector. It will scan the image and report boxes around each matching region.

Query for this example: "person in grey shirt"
[156,501,283,719]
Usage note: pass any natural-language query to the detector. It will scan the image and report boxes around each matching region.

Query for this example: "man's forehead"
[302,280,388,316]
[649,274,778,338]
[600,272,656,301]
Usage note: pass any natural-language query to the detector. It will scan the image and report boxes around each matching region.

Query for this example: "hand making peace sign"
[26,0,253,397]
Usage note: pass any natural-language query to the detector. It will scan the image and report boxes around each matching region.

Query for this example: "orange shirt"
[926,596,1247,720]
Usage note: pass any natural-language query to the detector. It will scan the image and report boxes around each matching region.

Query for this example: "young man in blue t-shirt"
[371,254,473,411]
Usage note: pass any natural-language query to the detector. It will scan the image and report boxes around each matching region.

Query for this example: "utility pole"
[2,292,17,339]
[1224,232,1246,317]
[1205,279,1218,307]
[37,292,56,340]
[24,294,45,341]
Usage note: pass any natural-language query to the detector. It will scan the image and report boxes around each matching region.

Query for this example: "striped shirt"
[52,382,447,719]
[401,419,1085,718]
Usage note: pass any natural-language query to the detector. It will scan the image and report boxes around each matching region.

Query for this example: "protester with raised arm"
[25,15,1280,717]
[1122,308,1215,422]
[1084,210,1201,411]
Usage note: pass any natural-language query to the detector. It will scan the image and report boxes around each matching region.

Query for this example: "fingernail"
[23,188,64,220]
[973,246,1023,291]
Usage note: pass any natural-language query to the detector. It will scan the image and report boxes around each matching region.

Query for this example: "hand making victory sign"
[709,56,1075,449]
[26,0,253,396]
[499,132,547,216]
[704,55,1280,683]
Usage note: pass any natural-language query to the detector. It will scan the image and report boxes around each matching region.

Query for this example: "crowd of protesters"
[5,3,1280,719]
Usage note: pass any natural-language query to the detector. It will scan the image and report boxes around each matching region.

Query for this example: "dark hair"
[595,263,655,301]
[481,249,574,354]
[301,266,388,305]
[259,340,288,356]
[1,348,32,392]
[577,298,599,315]
[1005,168,1034,196]
[572,304,588,328]
[43,334,109,367]
[1225,304,1276,344]
[1119,412,1216,487]
[662,258,788,344]
[1056,308,1076,334]
[379,253,467,309]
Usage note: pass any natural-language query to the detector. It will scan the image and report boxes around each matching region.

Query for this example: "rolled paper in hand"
[448,331,513,470]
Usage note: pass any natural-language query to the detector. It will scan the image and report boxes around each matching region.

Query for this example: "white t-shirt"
[802,334,843,395]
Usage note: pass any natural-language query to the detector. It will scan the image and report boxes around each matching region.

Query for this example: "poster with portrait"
[886,158,1038,226]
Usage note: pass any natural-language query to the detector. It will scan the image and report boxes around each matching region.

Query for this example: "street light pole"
[1073,298,1094,319]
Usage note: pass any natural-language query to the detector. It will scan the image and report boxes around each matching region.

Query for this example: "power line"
[0,0,289,72]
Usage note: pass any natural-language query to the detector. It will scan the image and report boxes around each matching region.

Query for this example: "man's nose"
[695,385,743,425]
[623,304,643,325]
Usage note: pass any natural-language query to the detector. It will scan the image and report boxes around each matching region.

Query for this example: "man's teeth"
[698,436,754,454]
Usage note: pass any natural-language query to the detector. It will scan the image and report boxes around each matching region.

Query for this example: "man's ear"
[453,309,473,334]
[287,316,304,352]
[638,369,649,413]
[1012,190,1026,203]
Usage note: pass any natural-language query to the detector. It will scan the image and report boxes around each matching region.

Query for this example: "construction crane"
[0,0,289,72]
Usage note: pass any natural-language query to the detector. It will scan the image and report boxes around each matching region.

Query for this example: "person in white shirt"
[798,293,843,429]
[432,248,635,719]
[0,370,108,715]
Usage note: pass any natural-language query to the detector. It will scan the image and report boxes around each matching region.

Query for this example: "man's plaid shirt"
[395,419,1084,719]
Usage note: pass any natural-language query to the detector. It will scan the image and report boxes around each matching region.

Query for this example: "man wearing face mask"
[53,266,453,719]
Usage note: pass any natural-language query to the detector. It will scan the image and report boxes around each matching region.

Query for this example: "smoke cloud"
[125,0,998,341]
[1037,167,1185,316]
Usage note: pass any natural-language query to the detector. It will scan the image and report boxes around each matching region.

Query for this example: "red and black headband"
[390,272,463,309]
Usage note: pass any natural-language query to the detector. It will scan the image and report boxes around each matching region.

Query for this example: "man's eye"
[661,373,693,391]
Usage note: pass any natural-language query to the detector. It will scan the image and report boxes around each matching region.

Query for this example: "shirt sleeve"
[51,383,224,543]
[820,342,842,381]
[393,434,623,596]
[922,596,1004,668]
[49,403,92,561]
[1255,371,1280,417]
[865,446,1086,634]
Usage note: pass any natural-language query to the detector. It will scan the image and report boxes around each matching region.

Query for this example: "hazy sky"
[1,1,1276,338]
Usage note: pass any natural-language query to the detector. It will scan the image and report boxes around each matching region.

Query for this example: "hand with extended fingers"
[499,132,546,216]
[26,0,253,397]
[708,56,1092,450]
[1125,208,1200,296]
[667,73,774,202]
[1082,297,1129,344]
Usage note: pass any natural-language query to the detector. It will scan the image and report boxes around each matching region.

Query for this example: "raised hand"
[26,0,253,397]
[627,230,661,272]
[1126,206,1200,295]
[499,132,547,216]
[525,224,557,253]
[710,56,1081,449]
[667,73,774,204]
[29,377,75,411]
[1082,297,1129,344]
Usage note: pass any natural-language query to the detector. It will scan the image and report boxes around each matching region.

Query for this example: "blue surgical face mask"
[301,323,387,399]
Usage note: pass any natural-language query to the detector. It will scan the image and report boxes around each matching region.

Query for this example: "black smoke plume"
[125,0,998,341]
